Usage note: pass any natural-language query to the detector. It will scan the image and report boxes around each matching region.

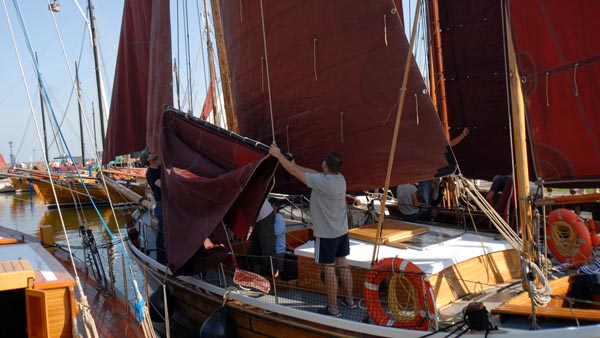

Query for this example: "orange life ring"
[363,257,436,330]
[547,208,592,267]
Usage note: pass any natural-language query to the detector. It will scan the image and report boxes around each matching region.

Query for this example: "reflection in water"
[38,205,130,245]
[0,192,143,305]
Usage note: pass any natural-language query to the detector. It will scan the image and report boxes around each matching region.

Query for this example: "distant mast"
[75,62,85,164]
[210,0,238,132]
[204,0,220,126]
[87,0,107,152]
[35,53,49,164]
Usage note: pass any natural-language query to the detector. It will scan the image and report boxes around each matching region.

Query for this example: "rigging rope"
[414,93,419,124]
[522,261,551,307]
[5,2,99,337]
[458,177,553,309]
[340,111,344,142]
[261,56,265,92]
[545,72,550,106]
[259,0,276,144]
[573,63,579,97]
[313,37,318,80]
[8,2,156,336]
[459,178,523,252]
[388,273,419,324]
[384,14,388,46]
[183,0,194,113]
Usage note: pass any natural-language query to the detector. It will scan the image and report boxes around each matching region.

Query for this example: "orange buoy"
[589,219,600,247]
[547,208,592,267]
[363,257,436,330]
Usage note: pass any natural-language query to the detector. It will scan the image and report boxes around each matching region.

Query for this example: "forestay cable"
[259,0,276,144]
[5,1,99,337]
[9,2,156,336]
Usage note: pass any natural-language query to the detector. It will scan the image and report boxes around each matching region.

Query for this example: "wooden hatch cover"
[0,259,34,291]
[349,220,429,244]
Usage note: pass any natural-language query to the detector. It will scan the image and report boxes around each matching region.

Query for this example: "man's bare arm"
[269,144,316,185]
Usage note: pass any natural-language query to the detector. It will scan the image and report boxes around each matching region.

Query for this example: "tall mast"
[87,0,107,151]
[429,0,450,139]
[174,59,181,109]
[210,0,238,132]
[203,0,220,126]
[35,53,50,164]
[504,4,534,261]
[75,62,85,164]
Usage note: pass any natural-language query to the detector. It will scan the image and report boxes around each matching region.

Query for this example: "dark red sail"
[103,0,172,162]
[509,0,600,186]
[217,0,455,193]
[161,108,278,273]
[436,0,514,182]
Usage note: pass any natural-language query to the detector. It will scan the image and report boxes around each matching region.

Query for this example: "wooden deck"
[55,247,146,338]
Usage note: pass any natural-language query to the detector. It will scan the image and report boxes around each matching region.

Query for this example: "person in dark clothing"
[485,175,510,205]
[141,149,166,264]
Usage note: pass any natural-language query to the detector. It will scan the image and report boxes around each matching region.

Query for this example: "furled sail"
[509,0,600,187]
[216,0,456,193]
[161,108,278,273]
[103,0,172,162]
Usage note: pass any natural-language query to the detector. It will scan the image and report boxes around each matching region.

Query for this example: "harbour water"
[0,190,148,317]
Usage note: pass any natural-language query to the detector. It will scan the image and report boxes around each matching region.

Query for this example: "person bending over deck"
[269,145,356,317]
[397,183,437,222]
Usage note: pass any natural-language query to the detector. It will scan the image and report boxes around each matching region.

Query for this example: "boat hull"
[32,178,143,207]
[127,224,600,338]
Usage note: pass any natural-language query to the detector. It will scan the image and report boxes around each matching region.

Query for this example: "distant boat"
[7,176,32,193]
[32,176,145,208]
[0,178,14,193]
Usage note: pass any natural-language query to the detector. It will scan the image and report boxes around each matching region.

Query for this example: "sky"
[0,1,125,164]
[0,0,214,165]
[0,0,423,165]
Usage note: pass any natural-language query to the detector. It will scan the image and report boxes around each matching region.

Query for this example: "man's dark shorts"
[315,233,350,265]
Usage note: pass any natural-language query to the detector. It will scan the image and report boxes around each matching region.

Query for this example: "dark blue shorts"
[315,233,350,265]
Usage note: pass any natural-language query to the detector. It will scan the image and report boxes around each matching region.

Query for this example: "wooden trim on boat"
[492,276,600,322]
[537,193,600,206]
[430,249,521,308]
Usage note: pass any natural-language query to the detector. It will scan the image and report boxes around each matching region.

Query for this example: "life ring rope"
[363,257,437,331]
[547,208,592,267]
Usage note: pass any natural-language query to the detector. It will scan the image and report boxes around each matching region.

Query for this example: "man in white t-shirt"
[269,144,356,317]
[248,199,276,276]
